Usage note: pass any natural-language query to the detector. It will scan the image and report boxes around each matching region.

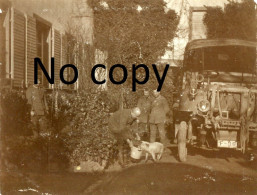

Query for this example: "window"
[35,17,50,87]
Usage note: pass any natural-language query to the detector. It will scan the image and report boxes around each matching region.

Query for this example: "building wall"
[189,7,207,40]
[1,0,93,89]
[10,0,93,41]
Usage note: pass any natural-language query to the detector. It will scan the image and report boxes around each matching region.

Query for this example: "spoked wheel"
[178,121,188,162]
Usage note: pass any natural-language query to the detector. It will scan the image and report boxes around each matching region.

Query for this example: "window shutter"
[13,9,25,87]
[54,29,61,86]
[26,15,36,85]
[61,34,68,88]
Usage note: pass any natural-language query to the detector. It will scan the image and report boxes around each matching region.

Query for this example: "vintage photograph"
[0,0,257,194]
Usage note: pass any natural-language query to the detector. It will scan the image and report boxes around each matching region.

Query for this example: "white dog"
[126,133,164,163]
[139,141,164,163]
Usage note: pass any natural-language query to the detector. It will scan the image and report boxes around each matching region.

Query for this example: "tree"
[203,0,256,41]
[88,0,179,90]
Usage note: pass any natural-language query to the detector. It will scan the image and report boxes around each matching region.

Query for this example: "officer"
[108,107,141,167]
[149,90,170,147]
[26,82,48,137]
[137,89,152,141]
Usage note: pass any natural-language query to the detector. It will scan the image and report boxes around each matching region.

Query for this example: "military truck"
[174,39,257,162]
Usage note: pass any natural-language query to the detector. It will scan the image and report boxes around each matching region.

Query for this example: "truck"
[173,7,257,162]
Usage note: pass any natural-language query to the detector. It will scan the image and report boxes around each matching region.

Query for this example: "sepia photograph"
[0,0,257,194]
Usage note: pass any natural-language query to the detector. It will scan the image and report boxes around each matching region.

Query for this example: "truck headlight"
[198,100,210,113]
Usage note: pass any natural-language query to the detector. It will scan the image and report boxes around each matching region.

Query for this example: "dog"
[139,141,164,163]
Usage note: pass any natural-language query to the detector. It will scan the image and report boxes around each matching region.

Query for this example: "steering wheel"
[203,70,219,79]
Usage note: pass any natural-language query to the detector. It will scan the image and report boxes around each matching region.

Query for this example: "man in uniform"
[108,107,141,167]
[149,90,170,148]
[26,82,48,137]
[137,89,152,141]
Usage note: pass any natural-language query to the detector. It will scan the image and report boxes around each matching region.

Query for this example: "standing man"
[26,82,48,137]
[149,90,170,148]
[137,89,152,141]
[108,107,141,167]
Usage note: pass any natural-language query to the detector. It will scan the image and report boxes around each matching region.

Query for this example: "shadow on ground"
[1,161,257,194]
[93,162,257,195]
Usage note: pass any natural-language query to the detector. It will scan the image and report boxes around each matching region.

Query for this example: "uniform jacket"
[149,95,170,124]
[108,109,135,134]
[26,85,47,116]
[137,96,152,123]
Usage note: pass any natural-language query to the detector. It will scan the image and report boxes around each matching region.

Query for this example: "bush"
[1,89,120,171]
[48,90,119,168]
[1,90,32,136]
[1,90,69,172]
[3,134,70,172]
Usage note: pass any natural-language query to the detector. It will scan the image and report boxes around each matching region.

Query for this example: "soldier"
[137,89,152,141]
[26,82,48,137]
[108,107,141,167]
[149,90,170,148]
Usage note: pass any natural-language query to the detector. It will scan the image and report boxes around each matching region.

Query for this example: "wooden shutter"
[61,34,68,89]
[13,9,25,87]
[54,30,61,86]
[26,15,36,85]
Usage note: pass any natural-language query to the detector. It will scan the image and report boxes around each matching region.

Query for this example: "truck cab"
[174,39,257,162]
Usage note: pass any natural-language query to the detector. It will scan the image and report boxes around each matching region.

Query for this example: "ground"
[1,145,257,194]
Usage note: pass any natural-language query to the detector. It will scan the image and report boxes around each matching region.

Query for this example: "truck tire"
[178,121,187,162]
[250,132,257,148]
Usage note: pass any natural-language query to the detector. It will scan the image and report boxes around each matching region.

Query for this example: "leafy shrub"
[3,134,70,172]
[1,89,120,171]
[47,90,119,168]
[1,90,69,172]
[1,90,32,136]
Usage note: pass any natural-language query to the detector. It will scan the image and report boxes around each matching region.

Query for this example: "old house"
[0,0,93,90]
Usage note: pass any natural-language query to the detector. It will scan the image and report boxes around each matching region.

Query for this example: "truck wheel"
[250,132,257,149]
[174,124,180,144]
[178,121,187,162]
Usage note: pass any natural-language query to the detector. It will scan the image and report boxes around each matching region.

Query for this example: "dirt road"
[91,146,257,194]
[1,146,256,194]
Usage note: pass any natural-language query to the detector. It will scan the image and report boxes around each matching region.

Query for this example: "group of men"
[108,89,171,166]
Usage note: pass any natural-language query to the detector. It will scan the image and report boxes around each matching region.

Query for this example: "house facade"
[0,0,93,90]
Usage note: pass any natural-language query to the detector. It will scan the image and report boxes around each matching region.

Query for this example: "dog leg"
[157,153,161,161]
[151,153,157,162]
[144,152,149,163]
[157,147,164,160]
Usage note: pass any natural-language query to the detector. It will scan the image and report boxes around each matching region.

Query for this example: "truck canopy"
[184,39,257,74]
[185,39,257,50]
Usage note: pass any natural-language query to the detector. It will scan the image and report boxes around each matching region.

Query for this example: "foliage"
[203,0,256,41]
[3,135,69,172]
[1,90,32,136]
[48,90,119,167]
[88,0,179,88]
[1,89,119,171]
[1,81,176,171]
[1,90,69,172]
